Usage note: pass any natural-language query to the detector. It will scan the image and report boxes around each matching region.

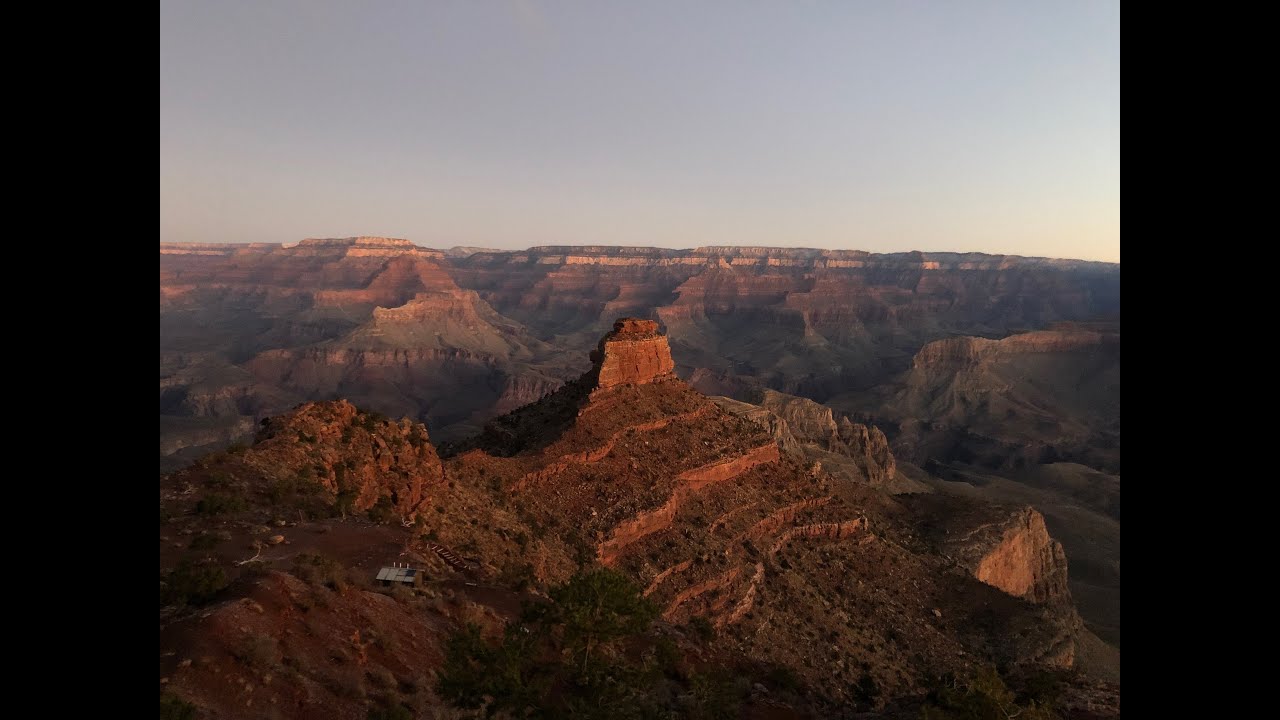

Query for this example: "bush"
[159,693,196,720]
[1018,669,1067,708]
[195,492,247,515]
[267,473,328,508]
[763,663,802,693]
[651,635,682,676]
[921,667,1058,720]
[367,496,396,524]
[293,553,347,590]
[368,705,414,720]
[438,568,662,718]
[188,533,221,551]
[161,560,228,606]
[687,615,716,642]
[235,633,279,670]
[682,669,745,720]
[855,671,880,707]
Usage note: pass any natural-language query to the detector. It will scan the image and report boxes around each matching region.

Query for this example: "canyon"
[159,238,1119,716]
[160,320,1116,718]
[161,238,1118,463]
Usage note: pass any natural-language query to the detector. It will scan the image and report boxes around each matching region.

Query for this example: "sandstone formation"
[707,387,899,488]
[970,508,1072,605]
[903,495,1074,609]
[249,400,445,522]
[589,318,676,390]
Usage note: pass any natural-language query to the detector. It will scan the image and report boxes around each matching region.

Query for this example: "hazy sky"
[161,1,1119,262]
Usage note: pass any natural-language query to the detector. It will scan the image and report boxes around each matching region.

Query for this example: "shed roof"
[376,567,418,583]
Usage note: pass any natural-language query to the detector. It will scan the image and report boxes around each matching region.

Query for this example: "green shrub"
[763,662,802,693]
[367,496,396,524]
[438,568,662,718]
[161,560,228,606]
[687,615,716,642]
[368,705,414,720]
[293,553,347,590]
[159,693,196,720]
[855,672,880,706]
[188,533,221,551]
[682,669,744,720]
[921,667,1058,720]
[195,492,247,515]
[235,633,279,670]
[651,635,682,676]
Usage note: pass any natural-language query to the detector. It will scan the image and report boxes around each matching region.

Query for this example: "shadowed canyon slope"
[160,321,1116,719]
[161,240,1118,468]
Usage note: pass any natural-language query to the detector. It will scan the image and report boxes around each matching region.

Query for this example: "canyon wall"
[161,240,1118,467]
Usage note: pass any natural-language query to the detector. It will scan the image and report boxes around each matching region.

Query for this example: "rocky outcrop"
[721,563,765,627]
[712,389,896,486]
[515,406,714,489]
[835,417,896,485]
[644,560,693,597]
[742,497,833,541]
[944,507,1072,606]
[284,236,446,259]
[249,400,445,522]
[598,443,781,564]
[880,325,1121,474]
[769,518,868,555]
[912,330,1116,370]
[972,509,1072,605]
[663,566,743,620]
[589,318,676,390]
[493,375,564,414]
[709,396,801,455]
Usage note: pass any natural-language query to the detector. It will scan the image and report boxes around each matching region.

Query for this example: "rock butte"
[590,318,677,390]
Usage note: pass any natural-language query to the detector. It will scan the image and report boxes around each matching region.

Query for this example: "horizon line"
[159,237,1119,266]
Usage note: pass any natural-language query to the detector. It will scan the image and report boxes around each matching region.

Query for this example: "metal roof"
[376,567,418,583]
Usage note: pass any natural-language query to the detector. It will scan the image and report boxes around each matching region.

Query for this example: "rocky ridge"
[159,319,1111,718]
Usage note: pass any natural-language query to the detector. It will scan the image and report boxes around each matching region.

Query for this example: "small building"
[376,565,423,588]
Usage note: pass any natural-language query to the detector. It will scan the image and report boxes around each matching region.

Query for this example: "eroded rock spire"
[589,318,676,390]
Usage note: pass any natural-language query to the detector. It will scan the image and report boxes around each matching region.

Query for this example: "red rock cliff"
[972,508,1072,605]
[589,318,676,390]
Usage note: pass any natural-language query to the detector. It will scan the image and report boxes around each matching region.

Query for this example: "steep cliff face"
[835,417,897,485]
[908,497,1073,608]
[861,326,1121,474]
[971,508,1072,605]
[589,318,676,389]
[911,330,1115,370]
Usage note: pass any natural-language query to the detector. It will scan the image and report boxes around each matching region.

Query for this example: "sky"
[160,1,1120,262]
